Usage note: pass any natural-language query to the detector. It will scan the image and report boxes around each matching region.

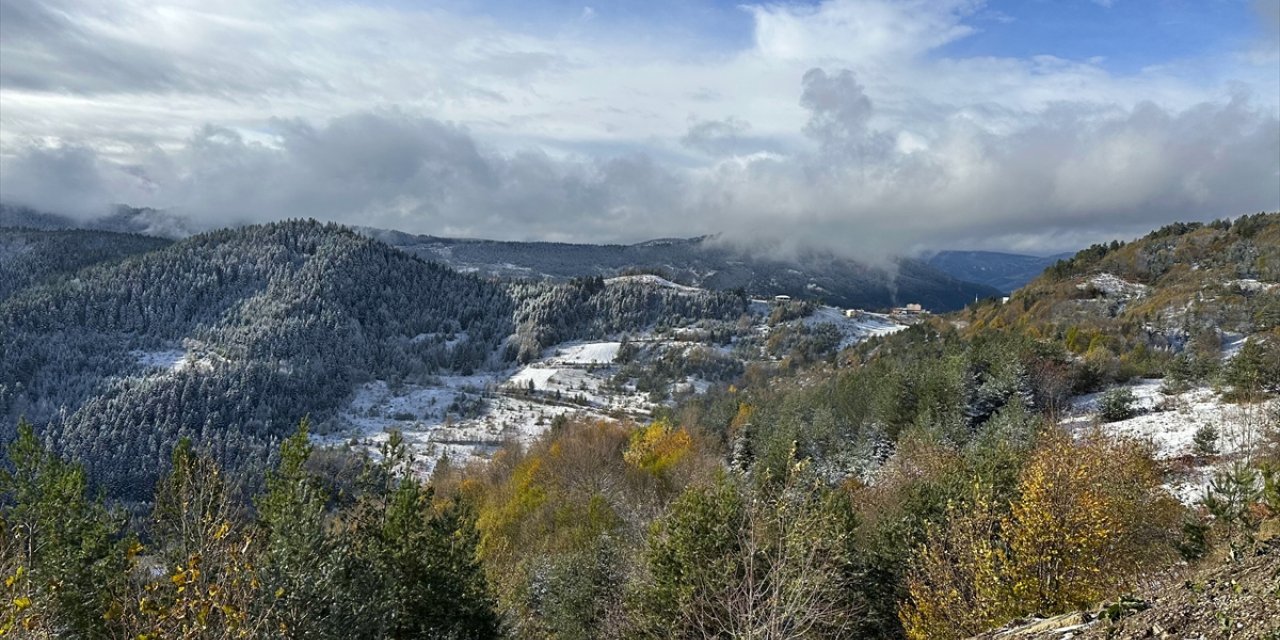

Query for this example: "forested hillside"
[367,230,1000,312]
[2,214,1278,639]
[0,203,196,238]
[0,228,171,301]
[0,201,1001,310]
[0,220,746,500]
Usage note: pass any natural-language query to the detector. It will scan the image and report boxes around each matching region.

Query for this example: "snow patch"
[134,349,187,371]
[1225,279,1280,292]
[802,306,908,348]
[1221,333,1247,360]
[1063,379,1276,505]
[507,367,559,390]
[605,274,701,293]
[133,349,218,373]
[547,341,621,365]
[1078,273,1148,298]
[1069,378,1165,415]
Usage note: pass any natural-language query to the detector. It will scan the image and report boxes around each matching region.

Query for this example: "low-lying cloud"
[4,82,1273,257]
[1,0,1277,257]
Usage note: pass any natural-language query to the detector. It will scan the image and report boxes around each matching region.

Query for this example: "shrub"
[898,485,1017,640]
[1193,424,1220,456]
[629,466,863,639]
[1202,462,1263,559]
[1224,335,1280,397]
[1098,387,1137,422]
[900,431,1180,638]
[1006,431,1179,612]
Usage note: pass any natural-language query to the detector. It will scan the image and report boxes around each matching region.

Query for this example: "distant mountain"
[0,202,197,238]
[0,221,747,499]
[926,250,1071,294]
[971,214,1280,347]
[2,202,999,311]
[0,227,171,301]
[365,230,1000,312]
[0,203,78,229]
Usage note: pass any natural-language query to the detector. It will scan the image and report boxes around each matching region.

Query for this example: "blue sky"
[447,0,1273,73]
[944,1,1265,72]
[1,0,1277,255]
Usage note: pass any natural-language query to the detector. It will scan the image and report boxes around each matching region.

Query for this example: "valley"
[321,301,909,473]
[3,3,1276,636]
[2,212,1277,640]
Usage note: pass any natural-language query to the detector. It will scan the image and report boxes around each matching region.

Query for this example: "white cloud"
[0,0,1276,255]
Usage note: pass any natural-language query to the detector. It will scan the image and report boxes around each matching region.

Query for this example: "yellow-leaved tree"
[898,484,1017,640]
[1005,429,1179,612]
[900,429,1181,639]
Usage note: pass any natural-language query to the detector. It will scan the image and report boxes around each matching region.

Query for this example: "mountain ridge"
[362,227,1001,312]
[926,249,1074,294]
[0,220,750,498]
[1,201,1004,312]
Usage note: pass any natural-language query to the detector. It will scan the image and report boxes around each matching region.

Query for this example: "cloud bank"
[1,0,1277,256]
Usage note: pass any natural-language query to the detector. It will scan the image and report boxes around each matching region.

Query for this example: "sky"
[0,0,1277,257]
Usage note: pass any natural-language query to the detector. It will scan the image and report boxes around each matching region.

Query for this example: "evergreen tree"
[345,432,500,639]
[0,420,130,638]
[256,417,342,638]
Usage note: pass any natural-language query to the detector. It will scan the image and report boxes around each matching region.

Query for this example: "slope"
[366,230,1001,312]
[967,213,1280,365]
[0,227,171,301]
[926,250,1069,294]
[0,220,748,499]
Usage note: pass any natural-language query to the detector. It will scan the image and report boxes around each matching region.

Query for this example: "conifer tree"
[0,420,129,638]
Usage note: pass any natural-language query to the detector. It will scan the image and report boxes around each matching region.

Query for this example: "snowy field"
[802,306,907,347]
[133,348,220,373]
[1225,278,1280,292]
[1062,378,1275,504]
[134,349,187,371]
[311,297,910,473]
[320,338,659,473]
[546,341,622,365]
[604,274,702,294]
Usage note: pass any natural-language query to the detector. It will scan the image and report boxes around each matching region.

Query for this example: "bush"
[900,430,1181,638]
[1193,424,1220,456]
[1224,335,1280,397]
[1098,387,1137,422]
[630,467,863,639]
[1202,462,1263,559]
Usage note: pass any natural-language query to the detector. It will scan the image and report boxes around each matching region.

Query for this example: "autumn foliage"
[900,430,1181,639]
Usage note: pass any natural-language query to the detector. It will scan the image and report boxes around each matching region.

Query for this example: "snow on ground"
[322,306,908,475]
[1068,385,1265,460]
[133,348,220,373]
[340,377,490,429]
[802,306,908,348]
[1221,333,1247,360]
[410,331,469,349]
[546,341,621,365]
[1167,467,1215,505]
[1078,273,1148,298]
[134,349,187,371]
[605,274,702,293]
[1226,278,1280,292]
[324,342,656,474]
[507,367,559,390]
[1068,378,1166,416]
[1062,378,1275,504]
